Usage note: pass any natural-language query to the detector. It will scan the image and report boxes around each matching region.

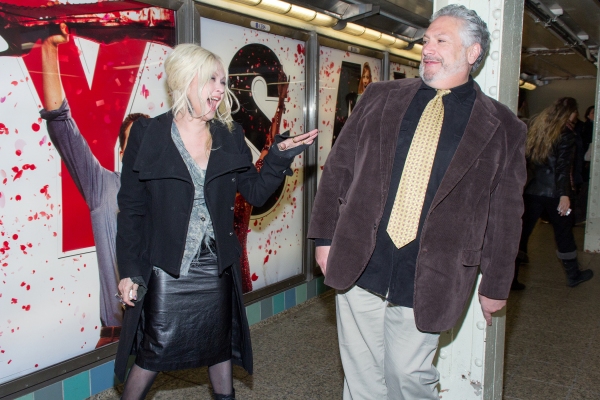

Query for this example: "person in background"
[356,62,372,102]
[40,23,148,348]
[309,5,525,399]
[513,97,593,290]
[114,43,317,399]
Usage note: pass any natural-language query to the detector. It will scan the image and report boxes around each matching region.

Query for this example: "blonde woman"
[513,97,593,290]
[114,44,317,399]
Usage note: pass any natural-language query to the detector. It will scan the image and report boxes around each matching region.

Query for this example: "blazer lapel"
[379,79,422,197]
[429,83,500,210]
[134,112,192,183]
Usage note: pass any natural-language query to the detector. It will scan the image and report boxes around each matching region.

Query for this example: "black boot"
[562,258,594,287]
[511,258,526,290]
[213,389,235,400]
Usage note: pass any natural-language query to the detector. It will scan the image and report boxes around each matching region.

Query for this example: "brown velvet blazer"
[308,78,527,332]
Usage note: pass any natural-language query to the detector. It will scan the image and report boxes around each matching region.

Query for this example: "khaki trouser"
[336,285,440,400]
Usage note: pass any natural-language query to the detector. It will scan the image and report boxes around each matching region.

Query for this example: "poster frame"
[0,0,182,397]
[194,3,317,306]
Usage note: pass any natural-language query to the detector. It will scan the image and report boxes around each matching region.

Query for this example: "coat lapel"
[429,82,500,210]
[205,122,252,185]
[134,112,192,183]
[379,79,422,197]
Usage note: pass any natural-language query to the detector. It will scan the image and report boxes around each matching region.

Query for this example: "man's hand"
[41,23,69,111]
[43,22,69,47]
[478,293,506,326]
[315,245,331,276]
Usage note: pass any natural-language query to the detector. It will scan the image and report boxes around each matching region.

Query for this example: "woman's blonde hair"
[526,97,578,164]
[165,43,239,131]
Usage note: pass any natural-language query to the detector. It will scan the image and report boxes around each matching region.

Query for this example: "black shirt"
[355,77,476,307]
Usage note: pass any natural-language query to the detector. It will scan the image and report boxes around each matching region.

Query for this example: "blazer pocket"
[462,249,482,267]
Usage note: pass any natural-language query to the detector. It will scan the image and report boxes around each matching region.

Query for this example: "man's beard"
[419,51,469,85]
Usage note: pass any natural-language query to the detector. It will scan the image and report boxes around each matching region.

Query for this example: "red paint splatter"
[156,72,163,80]
[40,185,50,199]
[31,123,40,132]
[80,327,85,332]
[20,282,25,287]
[0,123,7,135]
[7,360,11,364]
[23,164,36,170]
[12,234,17,240]
[251,273,258,281]
[263,255,269,264]
[35,364,38,367]
[10,81,18,86]
[1,241,10,254]
[141,84,150,99]
[22,305,31,311]
[297,44,305,55]
[15,150,21,156]
[15,195,21,201]
[11,298,17,304]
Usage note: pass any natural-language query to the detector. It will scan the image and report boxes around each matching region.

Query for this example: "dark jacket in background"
[114,112,297,381]
[525,128,576,198]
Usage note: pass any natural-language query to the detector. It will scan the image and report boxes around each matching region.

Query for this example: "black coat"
[525,128,575,198]
[114,111,297,381]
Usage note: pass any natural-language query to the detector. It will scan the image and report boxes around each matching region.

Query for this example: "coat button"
[229,232,233,236]
[373,224,377,230]
[230,206,234,210]
[232,177,236,182]
[201,217,205,221]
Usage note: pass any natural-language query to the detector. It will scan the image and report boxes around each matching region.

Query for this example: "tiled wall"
[14,276,329,400]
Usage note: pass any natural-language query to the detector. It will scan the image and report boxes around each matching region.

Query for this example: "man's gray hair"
[431,4,490,72]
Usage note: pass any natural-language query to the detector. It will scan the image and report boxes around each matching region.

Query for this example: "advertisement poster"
[317,47,381,182]
[390,61,420,80]
[200,18,307,293]
[0,0,174,384]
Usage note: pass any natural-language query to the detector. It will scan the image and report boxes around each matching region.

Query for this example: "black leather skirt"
[135,243,233,371]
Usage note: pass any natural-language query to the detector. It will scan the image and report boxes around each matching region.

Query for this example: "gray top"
[40,100,122,327]
[171,122,215,276]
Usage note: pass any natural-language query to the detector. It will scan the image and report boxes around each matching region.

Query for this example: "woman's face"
[362,69,372,88]
[569,111,578,123]
[589,108,595,121]
[188,68,226,121]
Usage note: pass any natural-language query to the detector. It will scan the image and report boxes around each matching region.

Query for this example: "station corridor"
[91,222,600,399]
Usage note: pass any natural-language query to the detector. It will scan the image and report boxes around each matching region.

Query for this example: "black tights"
[121,360,233,399]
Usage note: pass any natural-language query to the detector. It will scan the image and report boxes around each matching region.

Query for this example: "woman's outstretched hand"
[277,129,318,151]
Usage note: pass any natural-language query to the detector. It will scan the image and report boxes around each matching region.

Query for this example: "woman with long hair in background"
[512,97,593,290]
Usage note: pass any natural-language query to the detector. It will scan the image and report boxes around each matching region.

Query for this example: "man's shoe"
[511,280,526,291]
[95,326,121,348]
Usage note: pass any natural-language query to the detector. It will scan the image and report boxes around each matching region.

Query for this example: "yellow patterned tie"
[386,89,451,248]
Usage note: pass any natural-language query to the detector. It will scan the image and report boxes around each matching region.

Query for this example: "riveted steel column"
[432,1,524,399]
[177,0,201,44]
[584,77,600,251]
[304,31,319,281]
[382,51,390,81]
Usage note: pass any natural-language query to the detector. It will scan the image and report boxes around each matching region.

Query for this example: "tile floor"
[503,222,599,400]
[90,222,599,399]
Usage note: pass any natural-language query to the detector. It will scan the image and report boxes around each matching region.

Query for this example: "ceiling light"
[286,5,317,22]
[257,0,291,14]
[341,22,366,36]
[311,12,338,27]
[548,5,563,16]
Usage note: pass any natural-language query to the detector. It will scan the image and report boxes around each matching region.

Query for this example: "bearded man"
[308,4,526,399]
